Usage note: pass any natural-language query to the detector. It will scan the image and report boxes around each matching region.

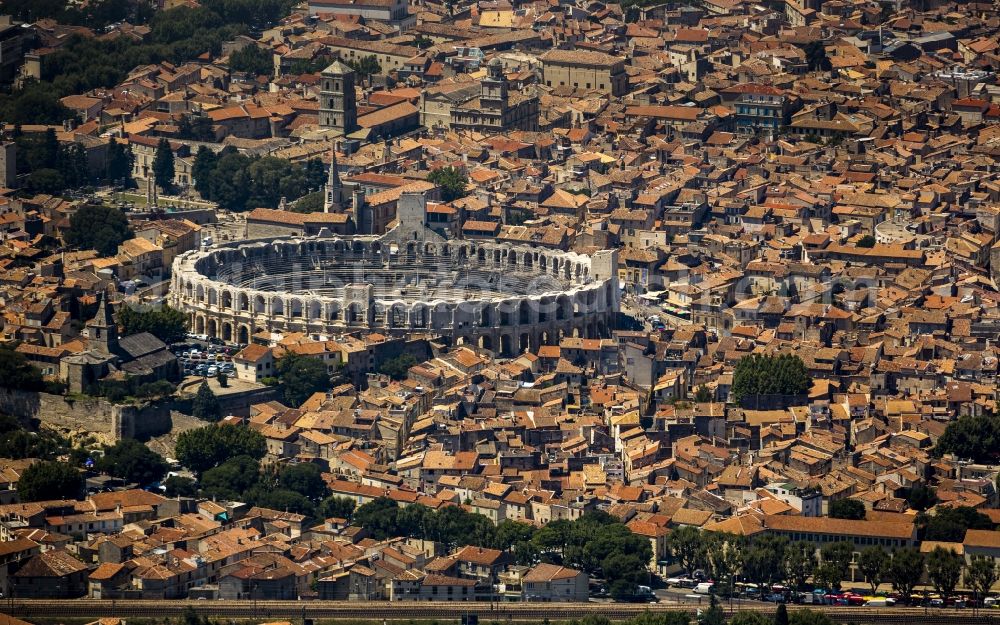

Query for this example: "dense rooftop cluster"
[0,0,1000,610]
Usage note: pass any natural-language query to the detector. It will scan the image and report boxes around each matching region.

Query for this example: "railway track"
[5,600,1000,624]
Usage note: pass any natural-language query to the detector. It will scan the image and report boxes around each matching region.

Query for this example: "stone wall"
[0,389,172,442]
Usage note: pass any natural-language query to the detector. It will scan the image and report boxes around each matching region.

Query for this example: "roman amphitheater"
[170,206,618,357]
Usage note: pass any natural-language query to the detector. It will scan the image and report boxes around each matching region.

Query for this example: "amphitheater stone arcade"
[171,235,619,358]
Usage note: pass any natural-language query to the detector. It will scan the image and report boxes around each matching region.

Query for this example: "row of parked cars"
[172,342,241,378]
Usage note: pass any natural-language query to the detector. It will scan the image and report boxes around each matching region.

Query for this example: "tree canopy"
[3,0,153,28]
[175,423,265,474]
[152,138,175,192]
[888,547,924,603]
[228,45,273,76]
[346,55,381,80]
[0,415,69,461]
[933,413,1000,463]
[1,1,297,127]
[378,353,417,380]
[275,352,331,407]
[905,483,938,512]
[925,546,962,598]
[428,166,469,203]
[967,555,998,605]
[96,439,168,486]
[858,546,888,594]
[921,505,993,542]
[193,150,325,211]
[12,128,91,194]
[117,304,188,344]
[0,345,46,392]
[65,204,133,257]
[198,456,331,519]
[828,498,865,520]
[192,381,222,422]
[731,353,812,404]
[18,461,84,501]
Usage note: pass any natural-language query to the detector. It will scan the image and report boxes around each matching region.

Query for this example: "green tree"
[666,525,705,575]
[175,423,265,474]
[248,486,316,518]
[152,138,175,192]
[906,483,938,512]
[829,499,865,520]
[731,353,812,405]
[192,381,222,421]
[492,519,536,552]
[427,166,468,202]
[704,533,743,597]
[200,455,260,500]
[728,614,771,625]
[411,35,433,49]
[117,304,188,343]
[0,81,73,125]
[925,546,962,598]
[276,352,331,407]
[164,475,198,497]
[228,45,272,75]
[698,594,725,625]
[774,603,789,625]
[0,345,45,392]
[818,542,854,591]
[192,145,218,198]
[17,461,84,501]
[278,462,329,500]
[888,548,924,604]
[744,534,788,590]
[96,439,167,486]
[347,55,381,81]
[787,610,832,625]
[784,540,816,591]
[923,506,993,542]
[0,418,68,460]
[932,413,1000,463]
[379,353,417,380]
[802,40,831,71]
[318,495,356,520]
[290,191,324,213]
[25,168,66,194]
[858,546,889,594]
[856,235,876,248]
[352,497,401,540]
[65,204,133,257]
[693,385,713,403]
[966,555,998,607]
[106,138,134,186]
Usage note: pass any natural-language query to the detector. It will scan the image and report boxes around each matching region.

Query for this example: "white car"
[693,582,714,595]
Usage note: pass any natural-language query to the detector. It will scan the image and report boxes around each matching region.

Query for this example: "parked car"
[693,582,714,595]
[842,593,865,606]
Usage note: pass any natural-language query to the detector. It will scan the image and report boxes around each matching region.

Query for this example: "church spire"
[324,141,342,214]
[87,291,119,356]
